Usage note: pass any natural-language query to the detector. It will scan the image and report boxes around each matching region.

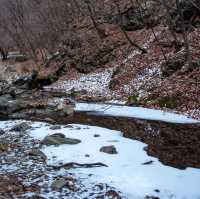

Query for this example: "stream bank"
[1,78,200,198]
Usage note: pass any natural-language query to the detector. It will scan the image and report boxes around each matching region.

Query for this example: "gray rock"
[100,145,118,154]
[0,196,10,199]
[51,178,67,190]
[62,105,74,116]
[27,196,46,199]
[0,94,13,104]
[28,149,47,161]
[49,125,61,130]
[41,133,81,146]
[94,134,100,137]
[0,129,5,135]
[10,122,30,132]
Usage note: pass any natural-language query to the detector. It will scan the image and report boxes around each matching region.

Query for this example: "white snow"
[45,68,114,97]
[75,103,200,124]
[132,66,162,98]
[27,122,200,199]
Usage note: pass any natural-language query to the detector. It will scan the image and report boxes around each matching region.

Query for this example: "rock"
[41,133,81,146]
[28,196,46,199]
[13,75,32,88]
[27,196,46,199]
[0,196,10,199]
[0,94,13,104]
[94,134,101,137]
[145,196,160,199]
[28,149,47,161]
[105,190,122,199]
[56,104,74,116]
[0,98,28,116]
[51,178,67,190]
[100,145,118,154]
[10,122,30,132]
[49,125,61,130]
[142,160,154,165]
[0,129,5,135]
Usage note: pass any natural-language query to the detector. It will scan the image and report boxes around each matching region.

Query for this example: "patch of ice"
[75,103,200,124]
[29,122,200,199]
[106,100,126,105]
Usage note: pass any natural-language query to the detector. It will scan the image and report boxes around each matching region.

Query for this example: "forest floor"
[43,24,200,120]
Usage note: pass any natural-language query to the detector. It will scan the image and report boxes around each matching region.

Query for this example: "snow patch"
[28,122,200,199]
[75,103,200,124]
[45,68,114,97]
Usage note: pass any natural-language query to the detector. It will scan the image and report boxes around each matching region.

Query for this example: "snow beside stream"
[27,122,200,199]
[75,103,200,124]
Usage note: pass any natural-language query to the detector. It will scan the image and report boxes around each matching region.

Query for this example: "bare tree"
[114,0,147,54]
[176,0,193,71]
[84,0,107,39]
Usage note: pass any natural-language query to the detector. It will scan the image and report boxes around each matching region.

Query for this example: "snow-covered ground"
[29,122,200,198]
[1,120,200,198]
[45,68,114,97]
[75,103,200,124]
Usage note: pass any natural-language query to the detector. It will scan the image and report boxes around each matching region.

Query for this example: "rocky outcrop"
[0,77,75,122]
[0,92,74,121]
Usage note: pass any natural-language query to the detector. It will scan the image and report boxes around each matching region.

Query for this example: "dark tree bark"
[0,47,8,61]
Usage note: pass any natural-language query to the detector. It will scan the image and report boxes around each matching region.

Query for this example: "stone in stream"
[0,129,5,135]
[27,196,47,199]
[10,122,31,132]
[49,125,61,130]
[51,178,67,190]
[100,145,118,154]
[41,133,81,146]
[27,149,47,162]
[145,196,160,199]
[94,134,101,137]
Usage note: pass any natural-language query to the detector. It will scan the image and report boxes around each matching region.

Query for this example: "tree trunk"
[0,48,8,61]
